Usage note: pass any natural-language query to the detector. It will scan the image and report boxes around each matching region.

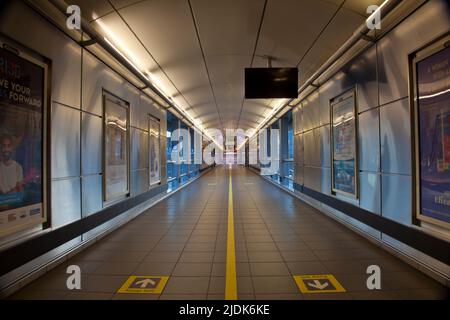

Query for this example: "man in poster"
[0,135,24,195]
[0,45,45,237]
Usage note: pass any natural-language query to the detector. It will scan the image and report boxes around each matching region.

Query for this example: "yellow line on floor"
[225,169,237,300]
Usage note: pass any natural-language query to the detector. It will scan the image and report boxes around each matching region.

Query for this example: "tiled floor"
[9,166,449,300]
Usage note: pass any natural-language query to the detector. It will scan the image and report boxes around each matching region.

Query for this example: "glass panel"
[104,95,129,201]
[166,111,179,181]
[331,90,357,197]
[180,121,188,178]
[149,117,160,186]
[0,47,46,237]
[416,45,450,227]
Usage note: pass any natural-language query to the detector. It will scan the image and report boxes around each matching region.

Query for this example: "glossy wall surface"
[0,0,168,290]
[292,0,450,274]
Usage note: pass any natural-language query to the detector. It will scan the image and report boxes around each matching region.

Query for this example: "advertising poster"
[149,117,160,185]
[332,92,357,196]
[0,47,45,237]
[104,95,129,201]
[417,45,450,227]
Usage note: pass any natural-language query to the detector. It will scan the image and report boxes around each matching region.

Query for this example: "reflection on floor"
[9,167,449,300]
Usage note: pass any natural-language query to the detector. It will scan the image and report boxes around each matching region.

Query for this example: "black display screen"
[245,67,298,99]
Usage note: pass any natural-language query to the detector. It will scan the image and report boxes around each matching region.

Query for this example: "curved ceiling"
[72,0,383,132]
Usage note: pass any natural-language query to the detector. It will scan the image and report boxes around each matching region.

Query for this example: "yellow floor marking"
[225,169,237,300]
[117,276,169,294]
[293,274,346,294]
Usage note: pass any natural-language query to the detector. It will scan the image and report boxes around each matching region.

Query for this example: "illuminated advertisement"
[0,46,46,237]
[416,45,450,228]
[331,90,357,197]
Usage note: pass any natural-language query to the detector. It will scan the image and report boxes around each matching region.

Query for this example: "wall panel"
[358,108,380,172]
[51,178,81,228]
[382,174,412,225]
[380,98,411,175]
[81,113,102,175]
[51,103,80,179]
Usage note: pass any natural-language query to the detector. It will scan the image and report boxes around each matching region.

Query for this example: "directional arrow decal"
[307,280,329,290]
[293,274,346,293]
[135,278,156,288]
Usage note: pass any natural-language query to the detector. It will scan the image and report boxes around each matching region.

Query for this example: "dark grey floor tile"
[247,251,283,263]
[65,292,113,300]
[237,277,254,294]
[252,276,298,294]
[133,262,176,275]
[179,251,214,263]
[208,277,225,294]
[250,263,291,276]
[163,277,210,294]
[394,288,449,300]
[172,263,212,276]
[93,262,139,276]
[184,242,216,252]
[349,291,401,300]
[280,250,318,262]
[112,293,160,300]
[10,290,69,300]
[303,292,353,300]
[153,243,186,252]
[286,261,329,275]
[212,263,226,276]
[382,272,447,290]
[82,275,129,293]
[144,251,182,262]
[246,242,278,252]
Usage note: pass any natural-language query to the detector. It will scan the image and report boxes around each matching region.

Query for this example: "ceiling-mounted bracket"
[79,39,97,47]
[361,34,376,43]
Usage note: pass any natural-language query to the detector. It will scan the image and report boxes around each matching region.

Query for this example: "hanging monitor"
[245,67,298,99]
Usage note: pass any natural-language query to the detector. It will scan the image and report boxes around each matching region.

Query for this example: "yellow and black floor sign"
[117,276,169,294]
[294,274,346,294]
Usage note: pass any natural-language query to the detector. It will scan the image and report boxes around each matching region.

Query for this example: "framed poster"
[413,36,450,229]
[0,40,48,238]
[149,115,161,186]
[103,91,130,203]
[331,88,358,198]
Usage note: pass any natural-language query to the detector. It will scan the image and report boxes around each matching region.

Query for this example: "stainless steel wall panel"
[0,1,81,108]
[131,128,149,170]
[81,113,102,175]
[349,45,378,113]
[381,174,412,225]
[359,172,381,215]
[377,0,450,106]
[82,51,140,116]
[304,167,321,192]
[302,92,320,131]
[81,174,103,217]
[130,169,149,197]
[51,103,80,179]
[136,94,163,131]
[51,178,81,228]
[321,167,331,195]
[293,107,302,134]
[303,129,320,167]
[358,109,380,172]
[380,98,411,175]
[319,78,341,125]
[320,125,331,168]
[294,164,304,186]
[293,133,304,165]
